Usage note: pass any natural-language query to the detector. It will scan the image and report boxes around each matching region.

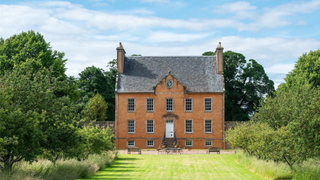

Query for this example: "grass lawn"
[78,154,265,180]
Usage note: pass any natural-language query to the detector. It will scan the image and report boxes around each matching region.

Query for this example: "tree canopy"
[83,93,108,122]
[278,49,320,90]
[0,30,67,79]
[0,66,79,171]
[202,51,275,121]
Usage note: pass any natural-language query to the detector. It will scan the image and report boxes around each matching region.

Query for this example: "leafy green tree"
[76,126,115,159]
[0,30,66,79]
[279,49,320,90]
[253,85,320,161]
[0,66,79,171]
[202,51,275,121]
[83,94,108,122]
[104,59,117,121]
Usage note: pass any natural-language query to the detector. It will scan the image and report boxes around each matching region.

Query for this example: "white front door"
[166,120,174,138]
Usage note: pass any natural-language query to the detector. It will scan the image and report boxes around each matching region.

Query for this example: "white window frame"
[185,140,193,147]
[147,140,154,147]
[127,140,135,147]
[127,120,135,134]
[185,98,193,112]
[146,120,154,134]
[204,98,212,112]
[146,98,154,112]
[185,120,193,134]
[127,98,135,112]
[166,98,174,112]
[204,120,212,133]
[205,140,212,147]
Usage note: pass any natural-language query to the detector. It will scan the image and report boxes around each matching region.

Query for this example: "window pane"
[166,98,173,112]
[147,99,154,111]
[128,141,134,147]
[128,99,135,112]
[185,120,192,133]
[205,98,212,111]
[205,120,212,133]
[127,120,135,133]
[147,120,154,133]
[185,98,192,111]
[186,140,192,146]
[205,140,212,146]
[147,140,154,147]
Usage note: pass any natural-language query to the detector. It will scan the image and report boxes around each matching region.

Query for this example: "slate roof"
[116,56,224,93]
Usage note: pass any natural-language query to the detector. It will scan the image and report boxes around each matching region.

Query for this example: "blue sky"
[1,0,320,88]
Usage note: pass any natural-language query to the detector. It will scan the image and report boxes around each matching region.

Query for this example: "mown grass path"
[79,154,265,180]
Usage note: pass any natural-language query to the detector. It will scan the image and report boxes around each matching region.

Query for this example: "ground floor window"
[147,140,154,147]
[127,140,135,147]
[185,140,192,147]
[205,140,212,146]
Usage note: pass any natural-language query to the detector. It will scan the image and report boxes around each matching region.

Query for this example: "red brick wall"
[116,74,224,149]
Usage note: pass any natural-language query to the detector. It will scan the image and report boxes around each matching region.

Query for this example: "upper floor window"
[185,98,192,112]
[128,98,135,112]
[205,98,212,111]
[147,98,154,112]
[127,120,135,133]
[166,98,173,112]
[185,120,193,133]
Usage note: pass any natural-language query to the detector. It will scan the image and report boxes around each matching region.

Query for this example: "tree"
[104,59,117,121]
[253,85,320,161]
[83,93,108,122]
[74,125,115,160]
[278,49,320,90]
[0,30,67,79]
[0,66,79,171]
[202,51,275,121]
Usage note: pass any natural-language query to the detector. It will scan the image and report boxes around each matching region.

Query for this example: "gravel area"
[117,149,235,155]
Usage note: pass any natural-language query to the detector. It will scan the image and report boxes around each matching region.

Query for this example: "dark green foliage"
[279,49,320,90]
[0,30,66,79]
[0,65,79,171]
[83,93,108,122]
[78,63,116,121]
[104,59,117,121]
[202,51,275,121]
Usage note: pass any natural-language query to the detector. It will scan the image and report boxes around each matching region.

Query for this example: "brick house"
[115,42,225,149]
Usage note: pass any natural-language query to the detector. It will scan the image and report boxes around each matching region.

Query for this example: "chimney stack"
[215,42,224,74]
[116,42,126,74]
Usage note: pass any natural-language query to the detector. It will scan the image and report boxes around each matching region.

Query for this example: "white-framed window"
[185,98,192,112]
[127,120,135,133]
[205,120,212,133]
[205,140,212,147]
[204,98,212,111]
[185,120,193,133]
[185,140,192,147]
[147,140,154,147]
[146,120,154,133]
[166,98,173,112]
[127,140,135,147]
[146,98,154,112]
[128,98,135,112]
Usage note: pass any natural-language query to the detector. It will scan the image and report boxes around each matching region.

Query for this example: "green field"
[79,154,265,180]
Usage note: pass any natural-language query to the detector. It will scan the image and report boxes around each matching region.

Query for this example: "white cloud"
[145,32,211,42]
[265,64,295,74]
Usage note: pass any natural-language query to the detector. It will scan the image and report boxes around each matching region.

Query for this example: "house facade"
[115,42,225,149]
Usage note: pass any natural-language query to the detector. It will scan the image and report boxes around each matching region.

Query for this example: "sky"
[1,0,320,88]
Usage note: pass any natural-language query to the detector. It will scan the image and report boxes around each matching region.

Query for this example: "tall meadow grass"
[0,151,117,180]
[235,150,320,180]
